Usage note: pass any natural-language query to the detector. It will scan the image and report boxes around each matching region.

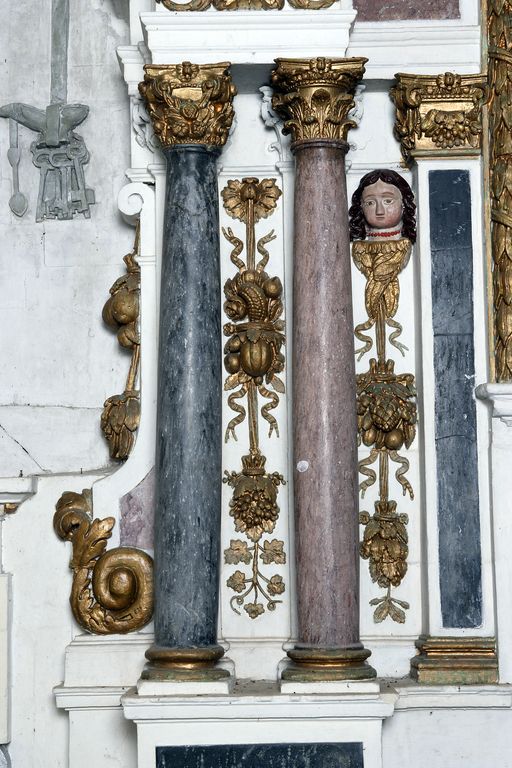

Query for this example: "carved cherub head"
[349,169,416,242]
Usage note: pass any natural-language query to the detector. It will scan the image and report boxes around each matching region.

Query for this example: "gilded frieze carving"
[349,170,417,624]
[101,226,141,460]
[138,62,236,148]
[221,177,287,619]
[54,489,153,634]
[391,72,487,163]
[155,0,334,10]
[488,0,512,380]
[271,57,367,143]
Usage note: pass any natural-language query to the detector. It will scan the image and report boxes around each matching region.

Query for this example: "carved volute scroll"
[54,489,153,634]
[349,170,417,624]
[221,177,287,620]
[488,0,512,380]
[391,71,487,164]
[271,57,367,144]
[101,225,141,461]
[138,62,236,148]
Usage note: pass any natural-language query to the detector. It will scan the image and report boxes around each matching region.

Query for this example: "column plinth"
[272,57,375,682]
[139,62,236,684]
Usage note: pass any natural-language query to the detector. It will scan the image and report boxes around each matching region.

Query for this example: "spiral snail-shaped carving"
[54,489,154,634]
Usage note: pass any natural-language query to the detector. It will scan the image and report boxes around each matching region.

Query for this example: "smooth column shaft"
[293,141,359,647]
[154,145,222,648]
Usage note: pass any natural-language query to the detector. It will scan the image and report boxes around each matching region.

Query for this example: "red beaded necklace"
[367,229,402,238]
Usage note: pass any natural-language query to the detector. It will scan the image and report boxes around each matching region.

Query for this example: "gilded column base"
[410,636,498,685]
[282,646,376,682]
[142,644,230,682]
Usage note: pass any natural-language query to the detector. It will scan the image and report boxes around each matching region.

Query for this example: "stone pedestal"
[271,57,374,683]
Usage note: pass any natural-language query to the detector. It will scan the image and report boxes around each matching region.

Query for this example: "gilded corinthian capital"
[270,57,367,143]
[138,61,236,148]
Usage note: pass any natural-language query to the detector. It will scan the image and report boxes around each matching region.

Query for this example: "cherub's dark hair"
[349,169,416,243]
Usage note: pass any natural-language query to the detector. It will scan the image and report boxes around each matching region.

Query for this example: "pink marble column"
[272,57,375,680]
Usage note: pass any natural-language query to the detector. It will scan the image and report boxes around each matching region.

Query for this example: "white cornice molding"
[140,10,356,65]
[348,23,481,78]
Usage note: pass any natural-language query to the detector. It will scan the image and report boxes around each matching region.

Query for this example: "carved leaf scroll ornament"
[54,489,153,634]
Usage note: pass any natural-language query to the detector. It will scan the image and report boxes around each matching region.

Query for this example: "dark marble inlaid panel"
[354,0,459,21]
[157,743,364,768]
[429,169,482,629]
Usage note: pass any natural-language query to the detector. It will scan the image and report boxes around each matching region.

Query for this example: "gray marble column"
[139,63,236,681]
[272,57,375,681]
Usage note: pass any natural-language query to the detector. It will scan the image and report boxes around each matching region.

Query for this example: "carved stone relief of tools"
[0,0,94,221]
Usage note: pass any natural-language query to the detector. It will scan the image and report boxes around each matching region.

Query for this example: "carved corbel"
[390,71,487,163]
[54,489,153,634]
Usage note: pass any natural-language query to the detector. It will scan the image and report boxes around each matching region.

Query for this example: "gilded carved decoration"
[391,72,487,163]
[155,0,334,10]
[488,0,512,380]
[349,170,417,624]
[221,177,286,620]
[138,62,236,148]
[271,57,367,143]
[101,226,141,460]
[54,489,153,634]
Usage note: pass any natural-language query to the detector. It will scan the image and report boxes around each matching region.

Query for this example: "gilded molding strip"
[155,0,334,10]
[101,225,141,460]
[488,0,512,380]
[54,489,153,634]
[391,71,487,164]
[350,171,417,624]
[221,177,286,620]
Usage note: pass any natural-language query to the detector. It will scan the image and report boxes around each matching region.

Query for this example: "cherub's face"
[361,179,403,230]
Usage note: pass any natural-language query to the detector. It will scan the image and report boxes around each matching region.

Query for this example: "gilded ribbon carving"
[138,62,236,148]
[349,170,417,624]
[271,57,367,143]
[391,72,487,164]
[155,0,334,10]
[221,177,286,620]
[488,0,512,380]
[101,225,141,460]
[54,489,153,634]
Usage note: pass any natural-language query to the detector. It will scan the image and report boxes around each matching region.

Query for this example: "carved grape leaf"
[244,602,264,619]
[267,574,285,596]
[226,570,247,593]
[224,539,252,565]
[260,539,286,565]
